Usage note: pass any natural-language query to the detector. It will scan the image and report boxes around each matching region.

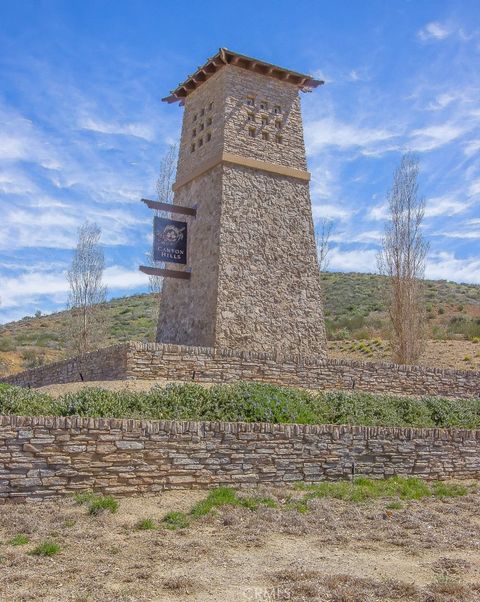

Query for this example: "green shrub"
[135,518,156,530]
[190,486,276,518]
[73,491,118,515]
[88,496,119,516]
[73,491,97,505]
[21,350,45,369]
[0,386,64,417]
[1,383,479,429]
[29,541,60,557]
[0,338,16,352]
[163,511,189,530]
[296,476,470,504]
[9,534,29,546]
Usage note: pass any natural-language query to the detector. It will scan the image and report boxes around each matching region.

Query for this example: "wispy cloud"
[424,195,473,218]
[426,252,480,283]
[305,116,397,155]
[312,203,352,221]
[78,117,156,141]
[417,22,453,42]
[328,247,378,272]
[410,123,467,152]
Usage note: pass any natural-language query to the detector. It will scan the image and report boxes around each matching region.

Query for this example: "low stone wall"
[1,415,479,503]
[1,342,479,399]
[0,345,128,389]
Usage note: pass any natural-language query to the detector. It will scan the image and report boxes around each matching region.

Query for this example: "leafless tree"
[67,222,107,356]
[155,143,177,205]
[148,144,178,297]
[316,218,334,272]
[377,153,429,364]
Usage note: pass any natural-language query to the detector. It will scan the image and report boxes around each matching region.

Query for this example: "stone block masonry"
[158,53,328,357]
[1,415,479,503]
[1,342,479,399]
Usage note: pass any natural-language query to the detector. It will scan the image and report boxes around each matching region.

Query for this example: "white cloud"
[441,229,480,240]
[424,195,472,218]
[464,140,480,156]
[410,123,466,151]
[0,270,69,309]
[427,93,458,111]
[426,252,480,283]
[79,117,156,141]
[103,265,149,290]
[0,108,61,169]
[305,117,397,155]
[417,22,453,42]
[468,179,480,197]
[327,247,378,272]
[368,203,389,221]
[0,168,38,195]
[0,264,149,323]
[312,203,351,221]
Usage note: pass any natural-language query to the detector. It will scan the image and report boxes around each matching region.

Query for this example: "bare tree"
[377,153,429,364]
[67,222,107,356]
[155,143,177,205]
[316,218,334,272]
[147,144,178,297]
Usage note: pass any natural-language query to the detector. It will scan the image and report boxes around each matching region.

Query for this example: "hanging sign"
[153,216,187,264]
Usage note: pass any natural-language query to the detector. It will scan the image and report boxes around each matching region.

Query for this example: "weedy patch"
[431,557,472,576]
[163,512,190,530]
[190,486,276,519]
[162,487,277,529]
[8,534,29,546]
[74,491,119,516]
[88,496,119,516]
[73,491,97,505]
[385,500,403,510]
[29,541,61,557]
[162,575,195,594]
[295,476,472,505]
[135,518,156,531]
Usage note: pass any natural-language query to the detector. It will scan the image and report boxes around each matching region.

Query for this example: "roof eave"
[163,48,323,104]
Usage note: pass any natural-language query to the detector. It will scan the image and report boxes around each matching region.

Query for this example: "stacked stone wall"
[1,342,479,399]
[0,345,128,389]
[1,415,479,503]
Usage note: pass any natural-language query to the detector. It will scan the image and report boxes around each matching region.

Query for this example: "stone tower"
[157,49,327,358]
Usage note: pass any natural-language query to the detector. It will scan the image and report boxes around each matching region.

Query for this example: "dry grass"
[1,484,480,601]
[328,338,480,371]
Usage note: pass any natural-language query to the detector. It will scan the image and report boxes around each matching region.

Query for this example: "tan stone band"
[173,152,310,191]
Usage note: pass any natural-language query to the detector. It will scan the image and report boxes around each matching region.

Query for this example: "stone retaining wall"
[1,342,479,399]
[1,415,479,503]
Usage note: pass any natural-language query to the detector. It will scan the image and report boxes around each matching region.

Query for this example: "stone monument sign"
[155,49,327,358]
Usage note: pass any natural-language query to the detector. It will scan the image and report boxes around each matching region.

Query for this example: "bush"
[163,511,189,530]
[88,495,119,516]
[0,386,64,417]
[0,337,16,352]
[22,349,45,369]
[136,518,156,531]
[73,490,119,515]
[0,382,479,429]
[296,476,471,503]
[9,533,29,546]
[29,541,61,557]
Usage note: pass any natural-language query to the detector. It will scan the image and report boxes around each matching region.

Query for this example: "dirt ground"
[328,339,480,371]
[1,485,480,602]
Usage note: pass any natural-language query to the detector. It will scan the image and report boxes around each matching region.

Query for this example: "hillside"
[1,272,479,376]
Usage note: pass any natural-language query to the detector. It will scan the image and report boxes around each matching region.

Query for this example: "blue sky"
[0,0,479,324]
